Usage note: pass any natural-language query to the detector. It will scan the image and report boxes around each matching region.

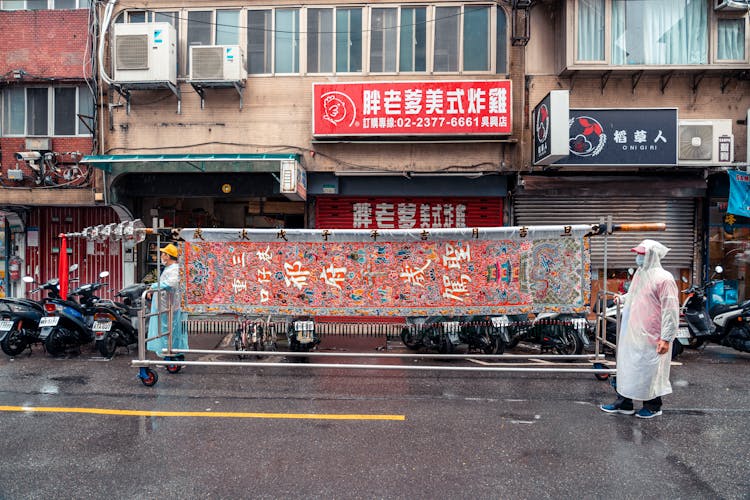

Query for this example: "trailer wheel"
[139,368,158,387]
[593,362,610,381]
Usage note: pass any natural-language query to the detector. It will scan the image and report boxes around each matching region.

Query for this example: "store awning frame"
[81,153,299,175]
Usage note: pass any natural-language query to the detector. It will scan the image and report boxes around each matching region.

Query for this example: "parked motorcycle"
[680,268,750,353]
[1,272,73,356]
[286,317,320,353]
[41,271,109,357]
[496,311,590,355]
[92,278,148,358]
[400,316,502,354]
[234,316,278,359]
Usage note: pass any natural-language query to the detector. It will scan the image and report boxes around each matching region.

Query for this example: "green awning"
[81,153,299,175]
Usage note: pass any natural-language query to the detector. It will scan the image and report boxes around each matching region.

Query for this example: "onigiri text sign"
[313,80,512,137]
[554,108,678,166]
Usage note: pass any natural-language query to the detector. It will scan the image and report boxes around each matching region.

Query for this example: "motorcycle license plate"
[676,326,691,339]
[296,331,314,343]
[38,316,59,328]
[490,317,509,328]
[92,321,112,332]
[294,320,314,332]
[0,320,14,331]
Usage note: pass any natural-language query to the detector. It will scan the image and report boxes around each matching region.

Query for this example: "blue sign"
[727,170,750,218]
[154,30,163,44]
[554,108,678,166]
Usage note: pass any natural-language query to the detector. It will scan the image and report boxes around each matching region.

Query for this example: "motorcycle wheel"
[555,329,584,356]
[95,331,119,359]
[684,337,705,349]
[400,327,421,350]
[505,337,521,349]
[234,330,248,360]
[45,328,75,357]
[1,329,28,356]
[438,337,455,354]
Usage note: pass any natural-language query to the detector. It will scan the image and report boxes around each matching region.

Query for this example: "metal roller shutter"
[513,196,696,268]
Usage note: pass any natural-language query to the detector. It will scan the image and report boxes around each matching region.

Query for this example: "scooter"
[286,316,320,353]
[41,272,108,357]
[400,316,465,354]
[490,312,590,355]
[91,277,148,358]
[680,266,750,353]
[1,271,73,356]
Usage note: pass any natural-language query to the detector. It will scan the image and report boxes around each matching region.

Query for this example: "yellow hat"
[159,243,179,259]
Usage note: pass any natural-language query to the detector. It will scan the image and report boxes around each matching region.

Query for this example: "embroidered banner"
[179,226,592,316]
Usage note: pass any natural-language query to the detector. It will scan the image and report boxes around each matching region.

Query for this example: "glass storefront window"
[708,200,749,306]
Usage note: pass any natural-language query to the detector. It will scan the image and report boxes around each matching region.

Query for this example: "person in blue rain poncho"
[600,239,679,419]
[146,243,188,357]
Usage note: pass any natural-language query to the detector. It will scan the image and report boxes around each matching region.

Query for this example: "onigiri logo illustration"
[535,104,549,143]
[321,91,357,127]
[569,116,606,157]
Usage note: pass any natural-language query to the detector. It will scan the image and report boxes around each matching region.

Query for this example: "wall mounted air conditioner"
[678,119,734,165]
[715,0,750,10]
[189,45,247,81]
[113,22,176,84]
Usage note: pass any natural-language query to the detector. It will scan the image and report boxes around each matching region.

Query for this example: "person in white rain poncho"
[146,243,188,357]
[600,239,679,419]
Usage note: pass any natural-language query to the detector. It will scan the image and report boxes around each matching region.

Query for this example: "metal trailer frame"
[128,220,666,387]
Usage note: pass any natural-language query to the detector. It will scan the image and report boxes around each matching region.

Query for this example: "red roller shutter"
[315,196,503,229]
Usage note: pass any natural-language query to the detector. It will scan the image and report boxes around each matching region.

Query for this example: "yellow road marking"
[0,405,405,421]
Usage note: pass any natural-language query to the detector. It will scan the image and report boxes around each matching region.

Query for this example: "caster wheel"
[593,362,610,381]
[139,368,158,387]
[165,355,183,374]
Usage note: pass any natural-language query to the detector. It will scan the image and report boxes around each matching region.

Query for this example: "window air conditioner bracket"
[660,71,673,94]
[691,72,706,94]
[111,82,182,115]
[189,81,245,110]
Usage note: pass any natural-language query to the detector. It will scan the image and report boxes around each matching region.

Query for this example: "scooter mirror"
[69,264,79,273]
[681,276,688,283]
[99,271,110,279]
[22,276,35,283]
[628,268,634,276]
[715,265,723,274]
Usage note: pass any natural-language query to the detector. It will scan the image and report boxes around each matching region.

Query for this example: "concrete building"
[0,1,124,298]
[75,0,749,301]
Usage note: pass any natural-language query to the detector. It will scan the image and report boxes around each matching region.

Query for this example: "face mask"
[635,254,645,267]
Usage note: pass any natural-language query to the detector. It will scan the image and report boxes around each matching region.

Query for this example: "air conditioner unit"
[678,119,734,165]
[715,0,750,10]
[189,45,247,81]
[113,22,176,84]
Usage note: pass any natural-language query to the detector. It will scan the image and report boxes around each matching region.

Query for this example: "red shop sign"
[315,197,503,229]
[312,80,512,137]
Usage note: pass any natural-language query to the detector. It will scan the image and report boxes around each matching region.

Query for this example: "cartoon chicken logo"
[320,91,357,128]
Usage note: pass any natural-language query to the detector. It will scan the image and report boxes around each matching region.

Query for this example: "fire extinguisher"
[8,256,21,281]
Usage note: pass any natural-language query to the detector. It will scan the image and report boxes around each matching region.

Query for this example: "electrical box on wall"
[113,22,176,84]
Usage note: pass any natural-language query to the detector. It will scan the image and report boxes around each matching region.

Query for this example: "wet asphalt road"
[0,337,748,500]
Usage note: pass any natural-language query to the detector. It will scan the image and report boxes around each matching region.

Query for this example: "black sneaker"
[600,403,635,415]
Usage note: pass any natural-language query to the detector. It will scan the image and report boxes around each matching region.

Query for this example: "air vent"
[115,34,149,70]
[679,124,713,161]
[192,47,224,80]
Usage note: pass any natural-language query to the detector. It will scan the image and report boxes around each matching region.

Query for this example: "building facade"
[0,1,124,297]
[20,0,744,303]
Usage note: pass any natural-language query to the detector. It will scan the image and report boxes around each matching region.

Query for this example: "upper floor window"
[0,0,90,9]
[115,4,508,76]
[718,17,746,61]
[577,0,717,65]
[1,86,94,137]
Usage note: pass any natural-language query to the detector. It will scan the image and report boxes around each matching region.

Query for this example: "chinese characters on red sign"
[315,197,503,230]
[313,80,512,136]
